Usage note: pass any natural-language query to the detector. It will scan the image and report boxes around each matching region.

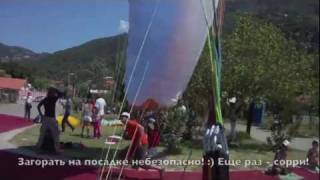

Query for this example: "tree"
[184,40,212,118]
[184,14,318,144]
[222,15,317,139]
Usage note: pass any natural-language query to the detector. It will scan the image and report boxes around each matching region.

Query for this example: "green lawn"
[10,125,307,170]
[10,124,130,160]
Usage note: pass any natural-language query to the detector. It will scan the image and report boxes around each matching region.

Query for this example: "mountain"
[19,33,127,81]
[0,43,47,62]
[225,0,319,52]
[4,0,319,82]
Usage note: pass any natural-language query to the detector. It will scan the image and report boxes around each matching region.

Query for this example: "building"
[0,77,27,103]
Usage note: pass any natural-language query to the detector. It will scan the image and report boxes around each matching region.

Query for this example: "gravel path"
[225,122,319,151]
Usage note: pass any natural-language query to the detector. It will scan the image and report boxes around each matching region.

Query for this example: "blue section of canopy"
[125,0,213,106]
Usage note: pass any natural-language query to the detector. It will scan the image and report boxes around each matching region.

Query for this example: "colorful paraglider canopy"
[125,0,215,108]
[141,98,159,111]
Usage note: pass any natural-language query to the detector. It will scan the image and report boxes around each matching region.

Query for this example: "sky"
[0,0,128,53]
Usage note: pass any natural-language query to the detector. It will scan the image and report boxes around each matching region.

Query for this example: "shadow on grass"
[12,144,126,162]
[230,143,272,153]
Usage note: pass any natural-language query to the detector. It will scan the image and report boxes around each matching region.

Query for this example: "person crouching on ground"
[267,140,290,175]
[36,87,64,153]
[307,140,319,170]
[120,112,148,163]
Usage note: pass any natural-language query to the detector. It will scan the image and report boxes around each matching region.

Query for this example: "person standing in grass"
[81,99,93,138]
[92,106,101,138]
[93,94,106,138]
[61,95,74,132]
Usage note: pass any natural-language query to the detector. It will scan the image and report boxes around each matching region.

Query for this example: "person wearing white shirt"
[24,92,33,120]
[93,95,106,139]
[95,96,107,117]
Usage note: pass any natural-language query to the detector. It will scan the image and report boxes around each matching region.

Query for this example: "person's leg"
[97,121,101,138]
[93,122,97,137]
[26,109,29,120]
[135,145,147,161]
[230,118,236,140]
[81,123,85,137]
[24,105,27,119]
[27,107,31,120]
[65,114,74,131]
[61,113,68,132]
[86,123,90,137]
[47,117,60,153]
[36,118,47,149]
[128,139,139,161]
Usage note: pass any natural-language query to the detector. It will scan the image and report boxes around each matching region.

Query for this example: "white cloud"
[119,20,129,33]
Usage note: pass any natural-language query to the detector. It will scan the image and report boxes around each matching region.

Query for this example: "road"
[225,122,319,151]
[0,100,64,119]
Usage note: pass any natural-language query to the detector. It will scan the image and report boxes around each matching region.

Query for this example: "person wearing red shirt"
[120,112,148,161]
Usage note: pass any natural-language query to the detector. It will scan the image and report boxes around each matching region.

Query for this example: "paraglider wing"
[125,0,214,107]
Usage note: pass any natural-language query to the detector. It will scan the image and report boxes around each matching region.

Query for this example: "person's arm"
[59,99,65,107]
[123,131,130,140]
[307,149,313,160]
[37,99,45,117]
[138,125,144,145]
[123,125,130,139]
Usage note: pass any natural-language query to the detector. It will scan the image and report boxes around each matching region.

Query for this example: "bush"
[160,104,188,154]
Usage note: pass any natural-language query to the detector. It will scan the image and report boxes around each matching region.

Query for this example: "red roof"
[0,77,27,90]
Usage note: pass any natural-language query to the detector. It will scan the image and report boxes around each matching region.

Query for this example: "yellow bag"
[56,115,80,128]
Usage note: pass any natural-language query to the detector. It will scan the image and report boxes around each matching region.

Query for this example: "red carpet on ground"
[0,151,97,180]
[0,114,33,133]
[1,151,319,180]
[291,168,319,180]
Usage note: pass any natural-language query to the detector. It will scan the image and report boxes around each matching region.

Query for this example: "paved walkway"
[225,122,319,151]
[0,125,35,150]
[0,101,64,119]
[0,115,72,160]
[0,102,65,159]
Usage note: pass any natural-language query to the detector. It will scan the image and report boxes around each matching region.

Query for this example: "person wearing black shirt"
[36,87,64,153]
